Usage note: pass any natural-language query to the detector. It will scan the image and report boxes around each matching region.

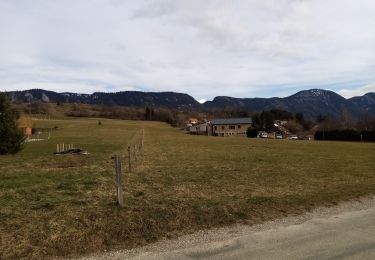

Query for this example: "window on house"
[229,125,235,129]
[214,126,217,130]
[222,126,225,130]
[238,125,241,129]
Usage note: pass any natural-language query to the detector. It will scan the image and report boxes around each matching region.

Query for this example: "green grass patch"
[0,117,374,259]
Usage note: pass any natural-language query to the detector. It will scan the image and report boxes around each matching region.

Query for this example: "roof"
[210,118,253,125]
[196,123,208,127]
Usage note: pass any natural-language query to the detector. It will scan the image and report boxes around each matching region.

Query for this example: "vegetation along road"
[0,118,374,259]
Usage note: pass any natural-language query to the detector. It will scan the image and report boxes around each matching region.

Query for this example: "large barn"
[210,118,252,137]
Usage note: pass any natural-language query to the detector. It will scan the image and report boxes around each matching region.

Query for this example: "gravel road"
[78,196,375,260]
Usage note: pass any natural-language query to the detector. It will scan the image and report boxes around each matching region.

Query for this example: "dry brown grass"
[0,118,374,259]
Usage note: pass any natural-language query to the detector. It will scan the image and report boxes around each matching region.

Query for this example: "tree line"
[2,93,375,156]
[0,93,24,154]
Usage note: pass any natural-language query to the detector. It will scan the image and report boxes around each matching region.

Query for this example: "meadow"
[0,117,374,259]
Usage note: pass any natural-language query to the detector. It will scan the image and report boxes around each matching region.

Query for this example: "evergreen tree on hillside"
[145,106,151,120]
[0,93,24,154]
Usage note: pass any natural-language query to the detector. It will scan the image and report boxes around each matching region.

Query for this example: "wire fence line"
[113,128,145,207]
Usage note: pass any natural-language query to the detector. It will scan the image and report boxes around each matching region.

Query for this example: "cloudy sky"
[0,0,374,101]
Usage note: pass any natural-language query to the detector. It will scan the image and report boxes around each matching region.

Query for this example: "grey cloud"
[131,0,178,19]
[0,0,374,100]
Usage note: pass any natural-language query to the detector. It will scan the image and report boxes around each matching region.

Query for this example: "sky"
[0,0,374,102]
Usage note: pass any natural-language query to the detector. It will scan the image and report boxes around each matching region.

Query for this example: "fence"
[56,143,74,153]
[25,130,52,142]
[113,128,144,207]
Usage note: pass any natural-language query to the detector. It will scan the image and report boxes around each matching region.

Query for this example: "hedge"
[314,129,375,142]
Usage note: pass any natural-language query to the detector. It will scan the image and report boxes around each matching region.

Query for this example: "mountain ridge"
[5,88,375,120]
[204,89,375,120]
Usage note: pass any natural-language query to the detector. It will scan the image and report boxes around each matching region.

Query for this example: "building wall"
[212,124,251,137]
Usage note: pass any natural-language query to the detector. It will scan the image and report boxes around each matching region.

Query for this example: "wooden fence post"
[128,146,132,172]
[134,144,137,162]
[142,128,144,148]
[114,155,123,207]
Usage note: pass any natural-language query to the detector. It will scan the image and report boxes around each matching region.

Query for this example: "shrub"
[314,129,375,142]
[247,127,258,138]
[361,131,375,142]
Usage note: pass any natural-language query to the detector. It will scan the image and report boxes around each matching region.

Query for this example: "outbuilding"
[189,123,209,135]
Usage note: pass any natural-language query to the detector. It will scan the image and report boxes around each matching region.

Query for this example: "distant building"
[18,116,33,137]
[189,123,209,135]
[274,120,288,126]
[188,118,199,125]
[273,120,290,135]
[210,118,252,137]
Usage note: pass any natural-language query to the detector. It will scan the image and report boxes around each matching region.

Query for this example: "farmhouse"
[210,118,252,137]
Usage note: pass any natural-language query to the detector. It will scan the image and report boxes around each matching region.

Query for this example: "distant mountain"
[7,89,201,110]
[5,88,375,120]
[347,93,375,116]
[204,89,375,120]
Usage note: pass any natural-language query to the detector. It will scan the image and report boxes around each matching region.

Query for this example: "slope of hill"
[5,88,375,120]
[204,89,375,120]
[7,89,201,110]
[348,93,375,115]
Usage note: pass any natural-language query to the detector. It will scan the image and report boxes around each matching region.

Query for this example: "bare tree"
[356,112,375,131]
[340,107,353,129]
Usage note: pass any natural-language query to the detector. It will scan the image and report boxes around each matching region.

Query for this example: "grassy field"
[1,118,374,259]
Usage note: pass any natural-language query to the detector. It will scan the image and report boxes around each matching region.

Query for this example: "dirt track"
[78,196,375,260]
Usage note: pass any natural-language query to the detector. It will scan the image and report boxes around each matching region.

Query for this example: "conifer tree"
[0,93,24,154]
